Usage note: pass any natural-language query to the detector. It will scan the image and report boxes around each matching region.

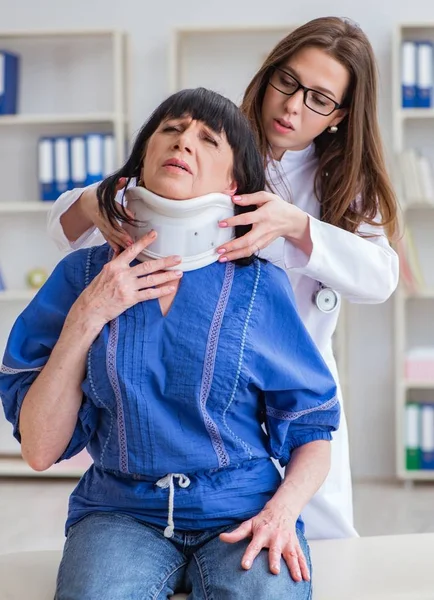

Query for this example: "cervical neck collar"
[124,186,236,271]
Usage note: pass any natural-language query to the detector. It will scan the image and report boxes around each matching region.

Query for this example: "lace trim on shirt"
[199,262,234,468]
[222,260,261,460]
[266,395,339,422]
[106,316,128,473]
[0,364,43,374]
[86,247,115,471]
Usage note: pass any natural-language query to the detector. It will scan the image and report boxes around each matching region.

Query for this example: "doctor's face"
[261,46,349,159]
[141,116,237,200]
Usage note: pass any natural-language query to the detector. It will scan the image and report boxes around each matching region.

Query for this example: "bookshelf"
[0,29,130,477]
[393,24,434,481]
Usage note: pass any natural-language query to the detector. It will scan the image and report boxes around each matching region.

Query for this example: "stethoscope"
[312,282,340,313]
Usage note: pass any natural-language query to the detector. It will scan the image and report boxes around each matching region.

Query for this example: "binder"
[54,137,70,196]
[402,41,417,108]
[421,404,434,469]
[103,134,115,177]
[69,136,86,189]
[85,134,103,185]
[416,42,433,108]
[38,138,56,202]
[405,403,420,470]
[0,50,19,115]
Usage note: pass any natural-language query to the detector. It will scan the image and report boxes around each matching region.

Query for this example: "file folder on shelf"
[416,42,433,108]
[38,138,57,202]
[0,50,19,115]
[69,136,87,189]
[421,403,434,469]
[402,41,417,108]
[405,403,421,470]
[54,137,70,196]
[86,134,104,186]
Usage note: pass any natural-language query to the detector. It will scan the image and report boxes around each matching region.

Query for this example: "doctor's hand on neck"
[216,191,313,262]
[61,177,136,254]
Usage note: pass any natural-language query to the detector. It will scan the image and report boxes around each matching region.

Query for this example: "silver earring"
[328,125,338,134]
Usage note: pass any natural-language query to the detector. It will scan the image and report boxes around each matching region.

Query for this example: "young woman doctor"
[47,17,399,540]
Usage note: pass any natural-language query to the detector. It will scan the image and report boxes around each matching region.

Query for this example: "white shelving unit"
[393,24,434,481]
[170,25,297,102]
[0,29,130,477]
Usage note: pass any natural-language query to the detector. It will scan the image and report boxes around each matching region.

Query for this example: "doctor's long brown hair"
[241,16,398,240]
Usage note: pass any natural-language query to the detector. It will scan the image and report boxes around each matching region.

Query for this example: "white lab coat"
[47,142,399,540]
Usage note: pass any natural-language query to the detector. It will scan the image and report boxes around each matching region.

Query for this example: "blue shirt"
[0,245,339,534]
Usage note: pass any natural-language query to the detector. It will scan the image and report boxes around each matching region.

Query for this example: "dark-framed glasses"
[269,67,343,116]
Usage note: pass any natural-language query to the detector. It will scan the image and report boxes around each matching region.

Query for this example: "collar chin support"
[124,186,236,271]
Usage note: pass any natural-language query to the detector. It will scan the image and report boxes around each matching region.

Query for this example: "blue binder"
[85,133,104,185]
[416,42,433,108]
[69,136,87,189]
[0,50,19,115]
[54,137,70,196]
[402,41,417,108]
[421,404,434,469]
[38,137,57,202]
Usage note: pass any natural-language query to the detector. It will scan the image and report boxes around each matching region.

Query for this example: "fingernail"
[233,195,242,201]
[149,230,157,238]
[219,256,228,263]
[217,248,226,255]
[174,271,183,277]
[219,221,228,228]
[243,560,251,569]
[168,286,176,292]
[174,255,182,262]
[274,566,280,574]
[126,240,133,247]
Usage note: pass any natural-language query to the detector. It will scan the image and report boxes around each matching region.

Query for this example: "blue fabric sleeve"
[247,262,340,467]
[0,249,98,462]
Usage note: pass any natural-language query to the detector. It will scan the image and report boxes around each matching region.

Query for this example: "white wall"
[2,0,432,480]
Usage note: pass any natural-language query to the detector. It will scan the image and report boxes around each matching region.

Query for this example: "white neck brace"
[124,186,235,271]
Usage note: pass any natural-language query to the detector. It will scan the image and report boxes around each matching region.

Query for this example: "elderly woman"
[0,88,339,600]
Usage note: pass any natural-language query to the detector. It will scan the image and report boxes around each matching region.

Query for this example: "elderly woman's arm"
[220,440,330,582]
[18,312,99,471]
[1,233,182,471]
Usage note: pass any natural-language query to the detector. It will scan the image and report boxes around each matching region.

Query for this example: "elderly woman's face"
[141,116,237,200]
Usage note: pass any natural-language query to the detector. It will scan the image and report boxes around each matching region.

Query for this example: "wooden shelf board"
[399,109,434,119]
[398,469,434,481]
[403,380,434,389]
[0,201,54,213]
[0,113,119,126]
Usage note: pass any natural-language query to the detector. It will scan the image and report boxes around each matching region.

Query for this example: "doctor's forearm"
[268,440,331,518]
[59,189,94,242]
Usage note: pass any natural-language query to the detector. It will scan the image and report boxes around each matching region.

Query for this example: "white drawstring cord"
[156,473,191,538]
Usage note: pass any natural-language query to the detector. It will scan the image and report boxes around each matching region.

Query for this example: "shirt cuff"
[283,215,324,279]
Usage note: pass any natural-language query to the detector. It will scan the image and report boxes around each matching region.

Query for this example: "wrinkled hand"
[81,177,135,253]
[219,500,310,582]
[217,192,308,262]
[68,231,182,332]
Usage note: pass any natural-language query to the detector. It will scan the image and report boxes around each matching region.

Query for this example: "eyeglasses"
[268,67,344,116]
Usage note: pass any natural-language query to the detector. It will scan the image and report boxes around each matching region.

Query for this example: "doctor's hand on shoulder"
[217,192,313,262]
[79,177,135,253]
[65,232,182,339]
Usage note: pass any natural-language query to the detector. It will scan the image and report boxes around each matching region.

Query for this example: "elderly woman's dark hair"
[97,87,266,265]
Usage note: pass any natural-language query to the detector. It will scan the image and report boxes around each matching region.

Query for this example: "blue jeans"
[55,512,312,599]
